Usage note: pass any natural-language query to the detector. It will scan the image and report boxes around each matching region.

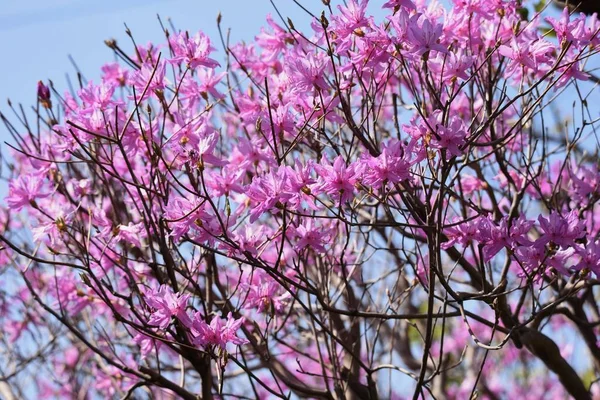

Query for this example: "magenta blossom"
[5,174,49,211]
[145,285,191,329]
[190,312,248,350]
[169,30,220,69]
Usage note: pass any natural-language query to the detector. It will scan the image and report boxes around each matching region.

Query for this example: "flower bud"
[37,81,51,109]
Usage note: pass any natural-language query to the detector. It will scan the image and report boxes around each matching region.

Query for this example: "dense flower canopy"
[1,0,600,399]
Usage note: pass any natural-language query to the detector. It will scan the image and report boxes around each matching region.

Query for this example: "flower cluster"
[2,0,600,399]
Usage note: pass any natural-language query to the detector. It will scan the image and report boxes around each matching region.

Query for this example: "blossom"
[361,140,411,187]
[382,0,415,10]
[459,175,486,195]
[245,167,291,222]
[331,0,372,52]
[169,31,220,69]
[241,269,290,313]
[255,14,293,62]
[130,60,166,100]
[429,116,467,158]
[546,7,586,45]
[113,222,145,248]
[442,218,480,249]
[145,285,191,329]
[190,312,248,350]
[190,132,226,167]
[407,16,446,56]
[287,51,329,92]
[314,156,361,204]
[536,211,586,249]
[292,219,330,253]
[478,215,534,261]
[5,175,49,211]
[573,240,600,275]
[286,159,319,210]
[164,196,210,241]
[101,62,128,87]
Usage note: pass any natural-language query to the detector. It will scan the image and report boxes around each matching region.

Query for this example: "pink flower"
[230,225,267,256]
[431,116,467,158]
[335,0,369,33]
[285,159,319,211]
[292,219,330,253]
[205,168,245,197]
[442,218,480,249]
[101,62,128,87]
[362,140,411,187]
[255,14,292,62]
[190,132,226,167]
[130,60,166,100]
[78,80,116,110]
[498,41,532,68]
[287,51,329,92]
[164,196,209,241]
[145,285,191,329]
[190,312,248,350]
[114,222,145,248]
[196,69,226,99]
[407,16,446,56]
[459,175,486,195]
[536,210,586,249]
[241,269,290,313]
[429,49,473,83]
[169,31,220,69]
[5,174,49,211]
[245,167,291,222]
[478,215,534,261]
[382,0,415,10]
[574,241,600,275]
[546,7,586,45]
[133,332,162,359]
[314,156,361,204]
[330,0,371,52]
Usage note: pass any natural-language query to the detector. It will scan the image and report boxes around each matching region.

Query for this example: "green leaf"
[517,7,530,21]
[534,0,549,13]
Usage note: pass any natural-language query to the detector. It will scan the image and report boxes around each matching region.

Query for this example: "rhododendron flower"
[246,168,291,222]
[498,39,536,71]
[169,31,220,69]
[362,140,411,187]
[101,62,129,86]
[407,16,446,56]
[5,174,49,211]
[292,219,331,253]
[287,51,329,92]
[190,132,226,167]
[133,332,162,359]
[546,7,586,45]
[190,312,248,350]
[241,269,290,313]
[130,60,166,100]
[314,156,361,204]
[459,175,486,194]
[145,285,191,329]
[113,222,145,248]
[536,211,586,249]
[382,0,415,10]
[574,241,600,275]
[164,196,210,240]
